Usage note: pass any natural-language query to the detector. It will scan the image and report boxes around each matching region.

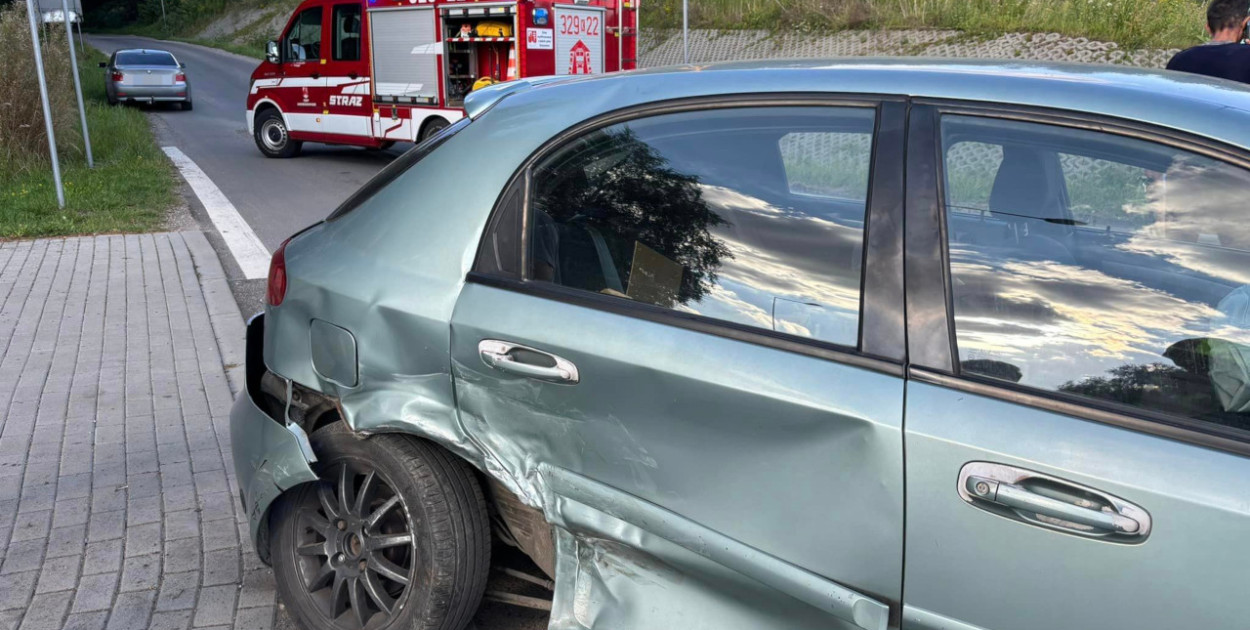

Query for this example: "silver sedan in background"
[99,48,192,110]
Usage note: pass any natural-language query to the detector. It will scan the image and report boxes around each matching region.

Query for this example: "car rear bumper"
[113,84,189,101]
[230,314,318,561]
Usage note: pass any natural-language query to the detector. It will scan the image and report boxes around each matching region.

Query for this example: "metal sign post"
[681,0,688,63]
[26,0,66,208]
[62,0,93,168]
[159,0,168,33]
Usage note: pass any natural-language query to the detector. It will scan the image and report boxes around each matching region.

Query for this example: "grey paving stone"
[60,612,108,630]
[104,590,156,630]
[193,584,237,628]
[0,571,37,610]
[235,570,276,611]
[202,549,239,587]
[87,509,125,542]
[52,496,90,528]
[8,509,51,543]
[1,540,45,575]
[44,524,87,559]
[18,592,71,630]
[231,606,273,630]
[83,539,124,578]
[164,509,200,541]
[34,554,81,594]
[163,539,202,575]
[149,610,193,630]
[155,571,198,612]
[70,571,117,613]
[123,522,162,557]
[119,553,160,592]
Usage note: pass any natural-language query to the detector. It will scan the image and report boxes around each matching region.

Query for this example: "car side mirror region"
[266,40,280,64]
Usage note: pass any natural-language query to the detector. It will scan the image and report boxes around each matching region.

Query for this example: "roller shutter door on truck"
[369,6,439,102]
[553,5,605,75]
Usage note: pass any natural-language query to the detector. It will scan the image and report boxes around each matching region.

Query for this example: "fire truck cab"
[247,0,638,157]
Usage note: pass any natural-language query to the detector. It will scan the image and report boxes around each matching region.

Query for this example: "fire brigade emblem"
[301,87,310,102]
[569,40,592,74]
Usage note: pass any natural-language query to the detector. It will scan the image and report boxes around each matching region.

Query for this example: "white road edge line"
[162,146,271,279]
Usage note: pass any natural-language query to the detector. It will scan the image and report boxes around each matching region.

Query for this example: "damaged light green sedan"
[231,60,1250,630]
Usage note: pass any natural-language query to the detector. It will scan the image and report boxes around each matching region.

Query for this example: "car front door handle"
[958,462,1151,542]
[349,72,359,80]
[311,72,320,79]
[479,340,579,384]
[965,476,1141,534]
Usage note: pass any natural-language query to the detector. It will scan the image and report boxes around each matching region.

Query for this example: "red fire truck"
[247,0,638,157]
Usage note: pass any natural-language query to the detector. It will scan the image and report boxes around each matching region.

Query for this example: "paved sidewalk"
[0,232,271,630]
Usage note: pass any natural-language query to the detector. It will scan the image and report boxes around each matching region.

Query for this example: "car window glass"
[941,114,1250,435]
[332,4,361,62]
[527,106,876,348]
[778,132,871,200]
[284,7,323,62]
[944,141,1003,215]
[116,51,177,66]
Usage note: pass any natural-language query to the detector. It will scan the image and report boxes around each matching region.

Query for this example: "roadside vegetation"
[1,3,173,239]
[647,0,1207,50]
[90,0,296,60]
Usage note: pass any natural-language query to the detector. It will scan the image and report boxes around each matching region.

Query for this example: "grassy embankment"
[94,0,297,59]
[647,0,1207,50]
[1,5,174,238]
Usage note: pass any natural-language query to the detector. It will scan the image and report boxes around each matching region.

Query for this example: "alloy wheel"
[291,462,416,629]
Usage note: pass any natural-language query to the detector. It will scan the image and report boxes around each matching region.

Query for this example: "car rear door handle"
[958,462,1151,542]
[311,72,320,79]
[479,340,579,384]
[349,72,359,79]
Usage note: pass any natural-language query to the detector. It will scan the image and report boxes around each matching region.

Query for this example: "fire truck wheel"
[420,118,449,142]
[255,109,302,158]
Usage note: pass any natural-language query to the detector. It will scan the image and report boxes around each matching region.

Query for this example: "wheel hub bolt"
[336,520,347,531]
[358,559,367,571]
[336,553,346,563]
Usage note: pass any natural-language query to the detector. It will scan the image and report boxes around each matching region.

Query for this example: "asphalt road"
[87,34,404,251]
[84,34,551,630]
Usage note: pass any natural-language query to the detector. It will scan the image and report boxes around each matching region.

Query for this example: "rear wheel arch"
[419,116,450,142]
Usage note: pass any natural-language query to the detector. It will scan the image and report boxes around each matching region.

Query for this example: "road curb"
[183,229,249,396]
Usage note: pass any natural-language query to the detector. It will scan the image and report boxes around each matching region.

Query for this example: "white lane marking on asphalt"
[162,146,271,279]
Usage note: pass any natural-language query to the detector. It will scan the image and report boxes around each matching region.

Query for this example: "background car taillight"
[175,72,186,82]
[111,71,123,82]
[266,238,290,306]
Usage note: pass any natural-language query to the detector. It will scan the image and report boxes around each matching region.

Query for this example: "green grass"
[647,0,1207,50]
[0,47,176,239]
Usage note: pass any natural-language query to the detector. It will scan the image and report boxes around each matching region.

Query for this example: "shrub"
[0,2,84,173]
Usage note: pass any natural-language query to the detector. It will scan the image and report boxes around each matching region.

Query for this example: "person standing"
[1167,0,1250,83]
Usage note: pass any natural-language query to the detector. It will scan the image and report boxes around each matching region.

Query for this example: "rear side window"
[941,115,1250,435]
[521,106,876,348]
[116,51,177,66]
[332,4,362,62]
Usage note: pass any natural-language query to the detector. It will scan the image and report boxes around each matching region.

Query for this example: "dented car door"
[449,98,909,629]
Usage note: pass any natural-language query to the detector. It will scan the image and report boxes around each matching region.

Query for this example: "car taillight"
[175,73,186,82]
[111,71,123,82]
[266,238,291,306]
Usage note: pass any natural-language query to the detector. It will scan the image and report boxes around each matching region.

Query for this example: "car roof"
[487,59,1250,151]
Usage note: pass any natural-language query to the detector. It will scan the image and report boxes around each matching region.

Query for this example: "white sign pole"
[681,0,688,63]
[63,0,93,168]
[26,0,66,208]
[159,0,168,33]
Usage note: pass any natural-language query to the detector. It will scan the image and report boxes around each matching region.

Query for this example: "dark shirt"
[1167,42,1250,84]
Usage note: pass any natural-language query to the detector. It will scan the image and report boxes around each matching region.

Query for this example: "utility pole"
[26,0,66,208]
[63,0,93,168]
[681,0,688,63]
